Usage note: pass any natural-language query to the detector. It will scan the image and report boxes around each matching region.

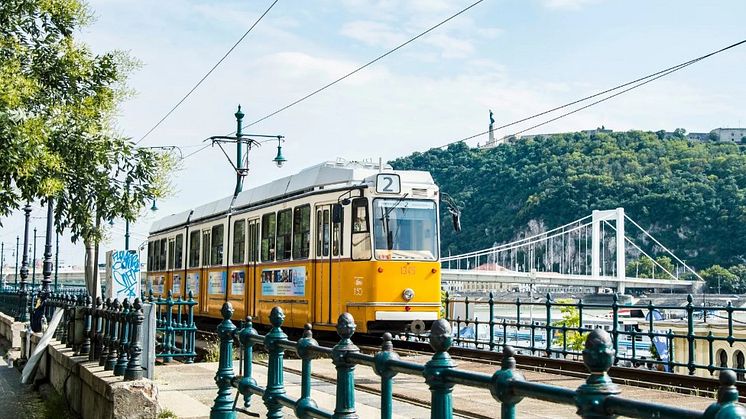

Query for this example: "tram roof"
[149,160,435,234]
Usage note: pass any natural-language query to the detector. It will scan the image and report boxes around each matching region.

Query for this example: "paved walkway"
[156,355,717,419]
[0,345,46,419]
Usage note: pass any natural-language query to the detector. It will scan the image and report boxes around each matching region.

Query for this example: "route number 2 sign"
[376,174,401,194]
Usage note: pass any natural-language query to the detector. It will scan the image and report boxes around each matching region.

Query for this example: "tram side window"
[159,238,167,270]
[202,231,211,267]
[211,224,224,265]
[248,221,258,262]
[261,213,276,262]
[292,205,311,259]
[189,231,200,268]
[233,219,246,265]
[168,239,175,270]
[174,234,184,269]
[276,209,292,261]
[351,198,371,260]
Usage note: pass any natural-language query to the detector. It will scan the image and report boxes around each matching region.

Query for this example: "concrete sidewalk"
[0,343,47,419]
[155,360,439,419]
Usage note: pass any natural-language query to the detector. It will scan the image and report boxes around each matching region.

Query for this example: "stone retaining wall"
[0,311,25,361]
[22,331,160,419]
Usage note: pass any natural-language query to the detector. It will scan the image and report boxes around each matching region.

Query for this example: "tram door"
[246,219,259,317]
[199,229,211,314]
[314,206,332,324]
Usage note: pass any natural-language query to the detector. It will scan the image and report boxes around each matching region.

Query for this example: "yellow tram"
[145,160,441,333]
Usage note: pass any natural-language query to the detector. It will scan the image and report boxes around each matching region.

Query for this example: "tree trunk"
[84,238,97,298]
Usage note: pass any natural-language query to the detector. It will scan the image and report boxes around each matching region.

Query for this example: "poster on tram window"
[172,273,181,296]
[186,272,200,297]
[231,270,245,295]
[153,275,165,295]
[261,267,305,296]
[208,271,226,294]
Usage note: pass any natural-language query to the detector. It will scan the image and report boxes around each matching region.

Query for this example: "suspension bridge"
[441,208,704,294]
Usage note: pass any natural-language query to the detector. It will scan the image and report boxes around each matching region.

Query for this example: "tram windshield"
[373,199,438,261]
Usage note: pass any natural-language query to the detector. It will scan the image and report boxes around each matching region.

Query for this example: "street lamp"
[207,105,287,198]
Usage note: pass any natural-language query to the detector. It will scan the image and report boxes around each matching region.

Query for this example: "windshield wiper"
[381,194,409,250]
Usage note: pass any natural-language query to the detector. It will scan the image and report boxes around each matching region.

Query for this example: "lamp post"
[54,231,59,292]
[41,197,54,301]
[1,242,4,286]
[18,203,32,322]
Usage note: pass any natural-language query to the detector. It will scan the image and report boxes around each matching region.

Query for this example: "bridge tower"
[591,208,625,293]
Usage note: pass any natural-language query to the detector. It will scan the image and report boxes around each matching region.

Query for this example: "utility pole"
[54,231,59,292]
[1,242,4,286]
[32,227,37,288]
[14,236,19,286]
[234,106,244,197]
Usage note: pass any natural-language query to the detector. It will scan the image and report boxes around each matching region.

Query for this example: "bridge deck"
[156,356,715,418]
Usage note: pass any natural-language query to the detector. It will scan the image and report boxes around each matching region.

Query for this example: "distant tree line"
[391,130,746,293]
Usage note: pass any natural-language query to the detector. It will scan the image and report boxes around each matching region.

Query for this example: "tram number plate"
[376,174,401,194]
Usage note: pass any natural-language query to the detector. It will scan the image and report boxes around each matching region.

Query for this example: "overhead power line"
[442,38,746,148]
[136,0,280,145]
[243,0,487,130]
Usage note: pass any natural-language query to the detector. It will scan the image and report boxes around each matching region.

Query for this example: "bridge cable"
[135,0,281,145]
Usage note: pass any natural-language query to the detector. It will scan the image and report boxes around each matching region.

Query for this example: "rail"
[145,289,197,363]
[441,292,746,379]
[209,302,746,419]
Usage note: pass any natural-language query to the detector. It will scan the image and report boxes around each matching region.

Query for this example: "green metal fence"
[145,288,197,363]
[440,292,746,378]
[210,302,746,419]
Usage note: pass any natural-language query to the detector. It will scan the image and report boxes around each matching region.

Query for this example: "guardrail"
[45,293,145,380]
[210,302,746,419]
[441,292,746,378]
[0,285,88,323]
[145,289,197,363]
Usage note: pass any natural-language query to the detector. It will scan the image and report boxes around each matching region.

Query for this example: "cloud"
[542,0,601,10]
[340,20,407,49]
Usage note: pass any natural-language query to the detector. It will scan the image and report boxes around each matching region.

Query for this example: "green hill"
[391,131,746,277]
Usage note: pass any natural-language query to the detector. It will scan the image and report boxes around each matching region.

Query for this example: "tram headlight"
[402,288,415,301]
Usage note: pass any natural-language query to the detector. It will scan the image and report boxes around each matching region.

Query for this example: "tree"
[1,0,171,296]
[552,299,585,351]
[700,265,740,294]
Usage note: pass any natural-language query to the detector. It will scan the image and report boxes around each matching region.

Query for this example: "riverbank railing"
[44,293,145,380]
[210,302,745,419]
[440,292,746,379]
[0,285,88,322]
[145,289,197,363]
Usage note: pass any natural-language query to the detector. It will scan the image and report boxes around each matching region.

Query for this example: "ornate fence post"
[488,292,495,351]
[332,313,360,419]
[186,290,197,363]
[114,299,130,376]
[210,302,237,419]
[124,298,144,381]
[575,329,620,419]
[80,295,92,356]
[490,346,525,419]
[238,316,257,410]
[105,299,120,371]
[90,297,103,362]
[702,370,746,418]
[374,332,400,419]
[264,307,287,419]
[164,290,174,363]
[99,298,111,366]
[424,319,456,419]
[295,323,320,418]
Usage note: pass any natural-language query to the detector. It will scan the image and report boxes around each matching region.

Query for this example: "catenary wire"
[135,0,280,145]
[241,0,487,130]
[439,38,746,147]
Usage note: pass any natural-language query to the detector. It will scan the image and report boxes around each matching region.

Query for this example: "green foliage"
[391,131,746,270]
[0,0,169,241]
[552,299,585,351]
[701,264,746,294]
[626,256,675,279]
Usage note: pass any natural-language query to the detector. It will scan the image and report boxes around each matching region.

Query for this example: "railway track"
[185,321,744,403]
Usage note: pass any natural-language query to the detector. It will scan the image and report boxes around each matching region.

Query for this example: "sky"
[1,0,745,267]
